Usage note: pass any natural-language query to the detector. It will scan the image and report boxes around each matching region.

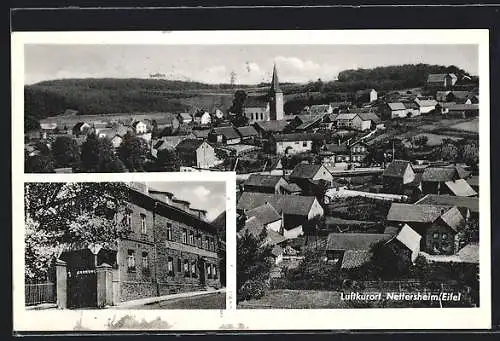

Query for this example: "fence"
[25,282,56,306]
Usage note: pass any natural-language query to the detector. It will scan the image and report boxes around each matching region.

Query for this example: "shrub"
[238,280,266,301]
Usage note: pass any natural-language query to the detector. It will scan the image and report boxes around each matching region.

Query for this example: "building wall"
[265,219,282,233]
[370,90,378,102]
[195,142,218,168]
[425,224,457,255]
[392,109,409,119]
[359,120,372,131]
[383,177,404,194]
[276,140,313,155]
[270,92,284,121]
[245,110,270,123]
[226,137,241,145]
[307,199,325,220]
[420,105,436,114]
[402,166,416,185]
[284,225,303,239]
[312,166,334,183]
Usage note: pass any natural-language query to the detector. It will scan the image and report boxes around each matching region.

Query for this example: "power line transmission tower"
[230,71,237,88]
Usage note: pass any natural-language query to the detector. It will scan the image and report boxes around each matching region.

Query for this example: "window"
[295,141,299,145]
[167,257,173,275]
[166,223,172,240]
[207,263,212,278]
[184,260,189,277]
[124,211,132,228]
[142,252,149,269]
[182,229,187,244]
[303,141,307,147]
[212,264,217,278]
[191,261,197,277]
[260,113,264,120]
[197,235,202,248]
[442,233,448,240]
[433,232,439,239]
[140,214,147,234]
[210,238,215,251]
[203,236,208,249]
[177,258,182,273]
[127,250,136,272]
[189,231,194,245]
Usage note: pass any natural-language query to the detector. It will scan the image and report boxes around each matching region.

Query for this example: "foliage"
[24,182,130,280]
[118,133,150,172]
[460,142,479,166]
[25,154,55,173]
[237,231,273,299]
[361,240,412,280]
[52,136,80,168]
[412,135,428,148]
[439,142,459,162]
[238,280,266,301]
[80,133,125,172]
[154,148,182,172]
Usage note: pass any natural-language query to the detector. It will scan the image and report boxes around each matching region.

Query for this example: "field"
[448,118,479,133]
[412,133,462,146]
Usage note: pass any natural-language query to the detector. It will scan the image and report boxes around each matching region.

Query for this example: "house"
[380,102,408,119]
[236,126,259,142]
[213,108,224,120]
[189,129,211,140]
[357,112,381,130]
[446,91,474,103]
[289,163,333,184]
[427,73,458,87]
[386,224,422,264]
[237,192,324,236]
[237,216,287,249]
[131,120,148,135]
[246,203,283,234]
[151,114,180,135]
[325,233,392,268]
[151,136,185,158]
[175,139,219,169]
[355,88,378,103]
[320,144,350,164]
[421,166,473,195]
[194,111,212,125]
[382,160,416,194]
[244,98,270,123]
[415,194,479,220]
[403,101,420,117]
[386,203,465,255]
[415,99,438,114]
[177,113,193,124]
[329,101,352,111]
[439,103,479,118]
[467,175,479,194]
[335,113,368,131]
[253,120,290,137]
[456,243,479,264]
[72,122,92,136]
[308,104,333,116]
[110,135,123,149]
[58,183,221,307]
[294,116,324,132]
[271,133,315,155]
[349,141,369,163]
[208,127,241,145]
[244,174,289,194]
[436,91,452,102]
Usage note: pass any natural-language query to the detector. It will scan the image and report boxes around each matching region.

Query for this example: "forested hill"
[24,64,476,130]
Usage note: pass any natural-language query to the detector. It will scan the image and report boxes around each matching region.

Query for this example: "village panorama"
[25,57,480,309]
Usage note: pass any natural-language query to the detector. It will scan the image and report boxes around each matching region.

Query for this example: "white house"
[200,111,211,125]
[132,121,148,134]
[415,99,438,114]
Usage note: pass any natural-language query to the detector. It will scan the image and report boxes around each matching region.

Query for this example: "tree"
[155,149,182,171]
[461,143,479,166]
[118,133,149,172]
[25,154,55,173]
[412,135,428,149]
[229,90,248,115]
[52,136,80,168]
[80,133,118,172]
[440,142,459,162]
[237,231,273,294]
[24,182,130,281]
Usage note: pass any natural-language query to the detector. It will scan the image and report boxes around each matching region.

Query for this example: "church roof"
[270,64,282,93]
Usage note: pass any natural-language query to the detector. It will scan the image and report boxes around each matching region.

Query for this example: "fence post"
[55,259,67,309]
[96,263,113,308]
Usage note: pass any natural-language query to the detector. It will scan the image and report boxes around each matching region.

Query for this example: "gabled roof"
[358,112,381,123]
[236,125,258,137]
[153,113,178,126]
[237,192,317,217]
[295,117,323,130]
[324,143,349,154]
[283,182,302,193]
[254,120,289,133]
[211,126,240,140]
[245,174,285,188]
[415,99,438,107]
[190,129,210,139]
[443,103,479,111]
[438,206,465,232]
[308,104,332,115]
[387,102,406,111]
[415,194,479,213]
[467,175,479,188]
[178,113,193,120]
[290,164,328,179]
[395,224,421,254]
[270,64,282,93]
[239,216,265,239]
[422,167,458,182]
[247,203,282,226]
[152,136,184,150]
[340,250,373,270]
[386,203,452,223]
[266,230,287,246]
[336,113,358,120]
[273,133,316,142]
[427,73,457,83]
[444,179,477,197]
[326,233,391,251]
[449,90,472,99]
[456,243,479,263]
[175,138,207,152]
[383,160,412,178]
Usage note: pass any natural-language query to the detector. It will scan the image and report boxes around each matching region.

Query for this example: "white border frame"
[12,29,491,330]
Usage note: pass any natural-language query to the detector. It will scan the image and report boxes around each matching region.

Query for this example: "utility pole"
[230,71,237,89]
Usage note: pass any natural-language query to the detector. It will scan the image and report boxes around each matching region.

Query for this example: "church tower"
[269,64,284,121]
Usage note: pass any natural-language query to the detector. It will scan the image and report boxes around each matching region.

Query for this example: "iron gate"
[67,269,97,308]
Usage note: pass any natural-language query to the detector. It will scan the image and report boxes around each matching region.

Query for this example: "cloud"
[272,56,341,83]
[274,56,321,71]
[192,185,211,200]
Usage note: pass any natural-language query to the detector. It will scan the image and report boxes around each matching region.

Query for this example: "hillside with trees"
[24,64,477,129]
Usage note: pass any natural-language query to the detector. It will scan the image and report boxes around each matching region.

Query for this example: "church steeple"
[269,63,284,120]
[270,63,282,93]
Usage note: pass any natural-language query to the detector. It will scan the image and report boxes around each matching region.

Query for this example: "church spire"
[270,63,282,93]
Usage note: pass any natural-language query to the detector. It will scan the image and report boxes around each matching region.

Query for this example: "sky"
[147,181,226,221]
[24,44,478,85]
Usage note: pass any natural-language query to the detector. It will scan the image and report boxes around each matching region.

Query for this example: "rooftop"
[415,194,479,213]
[386,203,452,223]
[237,192,317,217]
[326,233,392,251]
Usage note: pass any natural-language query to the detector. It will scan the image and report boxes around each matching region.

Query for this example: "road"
[137,291,226,309]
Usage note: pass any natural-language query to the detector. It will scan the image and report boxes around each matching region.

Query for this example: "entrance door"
[198,258,206,286]
[67,269,97,308]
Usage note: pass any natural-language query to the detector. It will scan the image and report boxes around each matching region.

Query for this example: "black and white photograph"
[24,180,227,310]
[12,29,491,330]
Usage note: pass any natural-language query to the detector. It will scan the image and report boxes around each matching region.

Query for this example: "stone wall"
[120,281,157,302]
